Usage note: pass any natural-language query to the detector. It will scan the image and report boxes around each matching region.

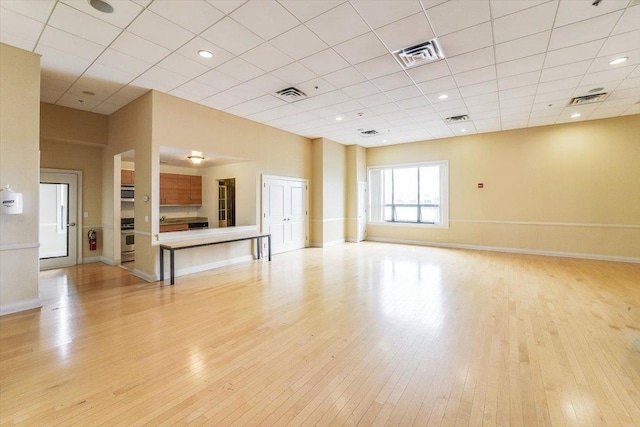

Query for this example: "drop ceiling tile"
[581,66,635,86]
[608,86,640,100]
[300,49,350,76]
[471,109,500,120]
[297,78,338,97]
[35,44,92,79]
[528,116,558,126]
[358,93,393,107]
[498,71,541,90]
[536,76,582,93]
[572,80,621,97]
[306,3,369,46]
[158,53,211,79]
[600,96,639,108]
[612,5,640,35]
[200,91,245,110]
[447,47,495,74]
[96,48,152,75]
[247,74,288,93]
[386,85,421,101]
[540,60,592,83]
[0,8,45,43]
[627,65,640,78]
[496,54,545,78]
[395,96,431,109]
[0,31,37,51]
[48,3,119,46]
[499,84,537,100]
[495,31,550,63]
[195,69,241,91]
[588,105,627,119]
[60,0,142,29]
[588,49,640,73]
[467,101,500,113]
[224,101,269,117]
[230,1,298,40]
[616,76,640,91]
[253,94,287,109]
[109,85,149,103]
[216,57,264,82]
[463,91,499,106]
[110,31,171,64]
[206,0,247,14]
[241,43,294,72]
[279,0,342,22]
[39,86,63,104]
[555,0,627,27]
[57,92,101,111]
[148,0,224,34]
[41,73,73,92]
[370,103,402,115]
[455,65,496,86]
[139,66,190,91]
[548,11,623,51]
[425,89,462,104]
[91,102,123,115]
[169,80,220,102]
[623,103,640,116]
[39,25,105,61]
[530,105,562,115]
[432,98,466,112]
[177,37,234,69]
[323,67,367,88]
[389,116,418,126]
[371,72,414,91]
[534,88,576,103]
[354,54,403,80]
[489,0,548,19]
[200,17,263,56]
[66,79,122,102]
[333,32,388,65]
[501,96,535,109]
[406,60,452,83]
[1,0,55,23]
[426,0,491,36]
[437,106,469,118]
[418,75,458,94]
[458,80,498,97]
[128,10,195,51]
[351,1,421,29]
[493,1,557,44]
[225,83,267,101]
[333,99,365,113]
[543,39,605,69]
[270,25,328,60]
[598,30,640,57]
[438,22,493,58]
[271,62,317,85]
[342,81,380,98]
[375,12,435,53]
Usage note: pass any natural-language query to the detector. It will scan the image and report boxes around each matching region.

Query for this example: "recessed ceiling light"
[438,94,448,100]
[571,113,581,118]
[382,139,387,143]
[336,117,343,121]
[460,128,467,132]
[198,50,213,59]
[89,0,114,13]
[609,57,628,65]
[82,90,95,96]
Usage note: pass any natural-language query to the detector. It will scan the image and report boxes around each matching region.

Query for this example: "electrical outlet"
[83,211,88,218]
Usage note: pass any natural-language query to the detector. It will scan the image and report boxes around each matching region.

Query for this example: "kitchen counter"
[159,217,209,233]
[160,216,208,225]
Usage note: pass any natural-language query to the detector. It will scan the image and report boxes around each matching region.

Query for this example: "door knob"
[67,222,76,227]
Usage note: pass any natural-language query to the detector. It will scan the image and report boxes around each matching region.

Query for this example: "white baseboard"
[0,298,42,316]
[310,239,345,248]
[133,268,157,283]
[365,237,640,264]
[83,256,104,264]
[100,256,116,266]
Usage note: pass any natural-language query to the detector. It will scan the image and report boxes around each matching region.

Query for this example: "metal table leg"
[159,247,164,282]
[170,249,175,285]
[268,235,271,261]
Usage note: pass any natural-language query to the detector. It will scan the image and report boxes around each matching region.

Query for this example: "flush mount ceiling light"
[335,116,343,121]
[89,0,114,13]
[609,57,628,65]
[438,94,449,100]
[188,155,205,164]
[460,128,467,132]
[571,113,581,118]
[198,50,213,59]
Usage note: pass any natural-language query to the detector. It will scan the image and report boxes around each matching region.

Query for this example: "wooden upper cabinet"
[121,170,135,186]
[159,173,202,206]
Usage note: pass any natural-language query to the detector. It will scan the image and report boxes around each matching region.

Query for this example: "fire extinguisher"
[88,229,97,251]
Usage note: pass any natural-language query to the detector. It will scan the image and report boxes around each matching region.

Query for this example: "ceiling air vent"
[359,129,379,136]
[568,92,608,106]
[275,87,307,102]
[445,114,469,123]
[392,38,445,70]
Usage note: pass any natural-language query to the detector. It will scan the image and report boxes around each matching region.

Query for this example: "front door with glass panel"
[39,172,78,269]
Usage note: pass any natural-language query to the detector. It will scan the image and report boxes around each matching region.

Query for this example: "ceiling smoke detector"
[568,93,609,106]
[445,114,470,123]
[275,87,307,102]
[392,38,445,70]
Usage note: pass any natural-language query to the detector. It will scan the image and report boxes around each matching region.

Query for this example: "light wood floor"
[1,242,639,426]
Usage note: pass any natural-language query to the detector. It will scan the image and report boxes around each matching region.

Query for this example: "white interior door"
[40,172,78,269]
[263,176,308,255]
[357,181,367,242]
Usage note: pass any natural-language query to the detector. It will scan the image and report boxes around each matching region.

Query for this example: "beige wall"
[0,43,41,314]
[367,115,640,260]
[346,145,367,242]
[40,139,104,259]
[200,162,257,227]
[40,102,108,147]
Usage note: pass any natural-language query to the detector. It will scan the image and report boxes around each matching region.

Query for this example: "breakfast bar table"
[159,232,271,285]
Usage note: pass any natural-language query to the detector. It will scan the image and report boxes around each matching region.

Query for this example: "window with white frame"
[369,161,448,227]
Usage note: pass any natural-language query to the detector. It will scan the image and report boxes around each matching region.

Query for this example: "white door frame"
[261,174,309,251]
[40,169,83,268]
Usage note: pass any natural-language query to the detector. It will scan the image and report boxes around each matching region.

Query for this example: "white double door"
[262,176,307,255]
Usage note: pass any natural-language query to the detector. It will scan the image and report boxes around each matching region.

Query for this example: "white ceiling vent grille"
[359,129,379,136]
[568,92,608,106]
[392,38,445,69]
[445,114,469,123]
[275,87,307,102]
